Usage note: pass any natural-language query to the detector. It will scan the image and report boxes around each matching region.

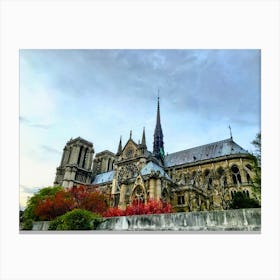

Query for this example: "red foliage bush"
[80,190,108,214]
[34,185,172,220]
[34,191,74,220]
[103,199,173,218]
[34,185,109,220]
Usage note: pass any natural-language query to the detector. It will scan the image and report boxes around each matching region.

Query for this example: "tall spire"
[153,95,164,160]
[116,136,122,156]
[156,95,161,127]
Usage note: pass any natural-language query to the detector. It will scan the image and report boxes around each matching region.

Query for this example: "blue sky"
[19,49,260,209]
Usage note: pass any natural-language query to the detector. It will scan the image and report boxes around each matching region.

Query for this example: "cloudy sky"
[19,49,260,209]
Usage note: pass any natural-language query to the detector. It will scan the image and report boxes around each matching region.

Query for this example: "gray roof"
[164,138,249,168]
[141,161,171,180]
[92,170,115,184]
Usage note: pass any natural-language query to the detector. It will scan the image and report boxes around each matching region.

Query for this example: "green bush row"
[48,209,102,230]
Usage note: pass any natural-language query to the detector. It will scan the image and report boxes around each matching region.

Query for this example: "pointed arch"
[131,185,146,204]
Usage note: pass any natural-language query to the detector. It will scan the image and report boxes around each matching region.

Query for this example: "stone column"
[119,184,127,210]
[149,179,156,200]
[63,166,71,182]
[60,147,67,166]
[70,167,77,180]
[111,178,117,194]
[239,160,246,185]
[63,148,70,165]
[155,179,161,201]
[225,166,233,185]
[85,149,93,170]
[101,158,107,173]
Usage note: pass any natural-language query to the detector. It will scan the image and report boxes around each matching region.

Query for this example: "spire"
[156,95,161,127]
[116,136,122,156]
[153,95,164,160]
[130,130,132,139]
[141,127,146,146]
[229,125,233,140]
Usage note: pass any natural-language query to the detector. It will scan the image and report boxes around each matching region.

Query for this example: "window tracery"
[132,185,145,204]
[231,165,242,185]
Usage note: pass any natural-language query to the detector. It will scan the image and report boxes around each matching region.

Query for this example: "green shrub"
[22,219,33,230]
[48,209,102,230]
[48,216,65,230]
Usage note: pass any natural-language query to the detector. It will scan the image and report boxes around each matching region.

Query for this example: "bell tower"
[54,137,94,188]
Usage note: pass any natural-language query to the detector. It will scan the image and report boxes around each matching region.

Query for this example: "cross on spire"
[229,125,233,139]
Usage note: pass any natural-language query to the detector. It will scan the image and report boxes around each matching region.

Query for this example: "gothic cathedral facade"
[54,99,258,212]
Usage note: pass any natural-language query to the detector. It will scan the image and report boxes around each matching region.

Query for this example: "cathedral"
[54,98,257,212]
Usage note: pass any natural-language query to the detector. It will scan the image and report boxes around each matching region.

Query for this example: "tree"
[67,185,108,214]
[80,190,108,215]
[34,190,74,221]
[24,185,109,221]
[24,186,64,221]
[229,191,260,209]
[251,132,261,165]
[250,132,261,202]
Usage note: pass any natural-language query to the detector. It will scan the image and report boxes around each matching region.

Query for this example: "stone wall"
[29,208,260,231]
[97,208,261,231]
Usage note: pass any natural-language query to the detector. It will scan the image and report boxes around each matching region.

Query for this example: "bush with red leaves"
[34,185,108,220]
[103,199,173,217]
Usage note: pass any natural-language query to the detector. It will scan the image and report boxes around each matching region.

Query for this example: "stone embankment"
[29,208,261,232]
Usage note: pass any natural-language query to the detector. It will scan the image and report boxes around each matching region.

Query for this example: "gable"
[122,139,138,159]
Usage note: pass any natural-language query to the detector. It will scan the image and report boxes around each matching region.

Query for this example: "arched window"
[231,190,237,198]
[132,186,145,204]
[231,165,242,185]
[191,171,197,186]
[107,158,111,171]
[82,148,88,168]
[246,164,252,171]
[246,173,252,183]
[192,171,196,178]
[217,167,227,187]
[217,167,224,177]
[177,194,185,205]
[77,146,83,166]
[204,169,213,189]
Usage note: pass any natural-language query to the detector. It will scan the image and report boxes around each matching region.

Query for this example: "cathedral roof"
[164,138,249,168]
[141,161,171,180]
[92,170,115,184]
